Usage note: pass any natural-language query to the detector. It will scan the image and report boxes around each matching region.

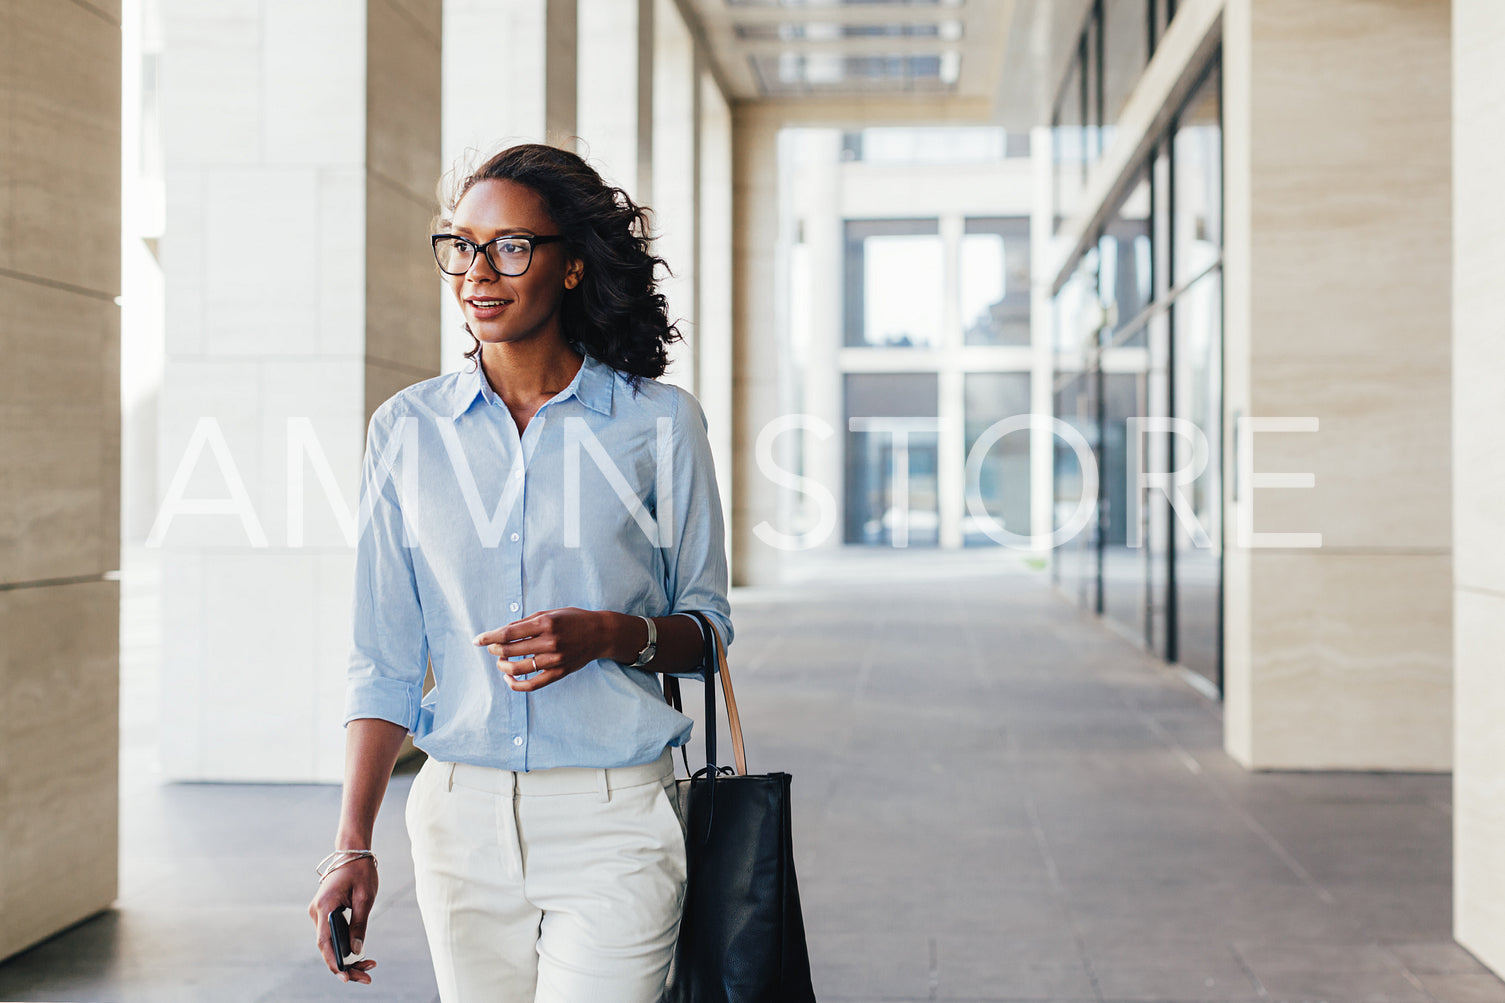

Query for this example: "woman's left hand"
[474,607,618,691]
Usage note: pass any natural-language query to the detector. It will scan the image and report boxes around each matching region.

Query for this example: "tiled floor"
[2,550,1499,1002]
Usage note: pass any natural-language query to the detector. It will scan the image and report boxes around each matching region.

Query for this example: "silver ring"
[531,656,540,673]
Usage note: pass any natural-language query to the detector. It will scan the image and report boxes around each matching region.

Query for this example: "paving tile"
[1231,939,1433,1002]
[809,929,933,999]
[253,957,440,1002]
[1386,940,1499,975]
[1409,971,1505,1003]
[5,556,1501,1000]
[1079,933,1244,969]
[938,961,1100,999]
[0,963,289,1003]
[1096,970,1265,1002]
[929,930,1097,999]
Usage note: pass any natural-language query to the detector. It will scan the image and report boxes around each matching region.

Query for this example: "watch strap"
[628,615,657,667]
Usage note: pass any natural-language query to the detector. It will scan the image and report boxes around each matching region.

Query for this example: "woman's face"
[445,178,583,351]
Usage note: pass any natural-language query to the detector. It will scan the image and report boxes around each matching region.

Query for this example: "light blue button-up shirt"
[343,352,732,770]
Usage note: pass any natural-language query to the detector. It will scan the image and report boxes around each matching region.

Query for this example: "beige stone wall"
[730,110,783,586]
[367,0,443,417]
[698,73,734,573]
[157,0,439,782]
[1222,0,1452,770]
[579,0,655,200]
[439,0,577,374]
[0,0,122,960]
[1452,0,1505,979]
[652,0,699,394]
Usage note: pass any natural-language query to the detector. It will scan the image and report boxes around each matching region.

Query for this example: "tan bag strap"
[705,617,749,777]
[662,612,748,777]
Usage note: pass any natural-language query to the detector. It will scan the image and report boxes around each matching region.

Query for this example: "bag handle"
[663,611,748,777]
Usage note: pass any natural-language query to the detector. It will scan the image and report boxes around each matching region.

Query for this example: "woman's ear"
[564,256,585,291]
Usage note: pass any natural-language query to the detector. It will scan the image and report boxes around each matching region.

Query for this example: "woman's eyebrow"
[445,224,539,237]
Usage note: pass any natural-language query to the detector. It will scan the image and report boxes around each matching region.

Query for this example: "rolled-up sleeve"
[662,388,733,677]
[344,406,428,730]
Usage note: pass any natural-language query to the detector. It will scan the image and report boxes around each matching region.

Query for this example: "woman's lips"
[467,297,511,320]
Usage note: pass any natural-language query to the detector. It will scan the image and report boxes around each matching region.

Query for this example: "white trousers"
[405,749,687,1003]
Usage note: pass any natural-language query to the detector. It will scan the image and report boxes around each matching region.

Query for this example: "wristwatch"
[628,615,657,667]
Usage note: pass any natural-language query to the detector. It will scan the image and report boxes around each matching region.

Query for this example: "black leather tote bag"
[660,611,817,1003]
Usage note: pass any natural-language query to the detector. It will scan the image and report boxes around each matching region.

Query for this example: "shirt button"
[513,469,523,480]
[510,533,520,542]
[509,602,520,613]
[513,736,524,746]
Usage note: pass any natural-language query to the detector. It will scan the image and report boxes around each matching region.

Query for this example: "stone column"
[652,0,700,392]
[1452,0,1505,981]
[0,0,121,960]
[698,70,736,571]
[579,0,654,199]
[440,0,578,372]
[1221,0,1451,770]
[1029,124,1056,549]
[731,108,785,585]
[444,0,576,157]
[155,0,441,781]
[797,130,844,555]
[937,213,965,550]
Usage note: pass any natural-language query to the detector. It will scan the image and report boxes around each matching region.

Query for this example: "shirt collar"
[450,352,614,420]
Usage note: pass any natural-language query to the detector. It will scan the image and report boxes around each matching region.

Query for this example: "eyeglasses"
[430,233,565,277]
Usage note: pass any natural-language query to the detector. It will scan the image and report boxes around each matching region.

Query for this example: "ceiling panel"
[685,0,1017,106]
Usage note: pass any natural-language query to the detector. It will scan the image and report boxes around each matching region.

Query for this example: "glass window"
[1142,294,1172,660]
[840,130,862,161]
[1173,59,1222,287]
[1101,0,1150,152]
[963,373,1032,547]
[844,373,940,547]
[857,126,1006,164]
[1164,57,1222,682]
[1100,169,1153,347]
[1100,370,1148,639]
[1053,55,1084,232]
[1084,14,1102,165]
[840,127,1026,163]
[1053,373,1097,607]
[843,219,943,348]
[1169,264,1222,684]
[1050,44,1222,693]
[1053,248,1099,356]
[960,218,1030,346]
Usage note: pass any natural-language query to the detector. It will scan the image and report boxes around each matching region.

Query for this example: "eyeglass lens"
[434,236,534,276]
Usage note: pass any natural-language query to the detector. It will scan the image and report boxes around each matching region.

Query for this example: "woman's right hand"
[308,858,380,984]
[313,717,411,984]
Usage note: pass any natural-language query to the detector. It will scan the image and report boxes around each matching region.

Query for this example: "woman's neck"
[479,338,584,407]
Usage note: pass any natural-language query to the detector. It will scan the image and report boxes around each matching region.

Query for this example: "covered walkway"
[0,555,1492,1003]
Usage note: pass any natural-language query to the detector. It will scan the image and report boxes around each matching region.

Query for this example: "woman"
[306,143,732,1002]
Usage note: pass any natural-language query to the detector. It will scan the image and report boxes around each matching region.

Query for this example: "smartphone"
[327,907,352,972]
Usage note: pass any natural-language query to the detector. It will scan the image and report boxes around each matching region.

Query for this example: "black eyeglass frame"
[430,232,566,277]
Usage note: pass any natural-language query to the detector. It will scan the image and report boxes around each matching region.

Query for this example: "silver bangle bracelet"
[316,849,377,881]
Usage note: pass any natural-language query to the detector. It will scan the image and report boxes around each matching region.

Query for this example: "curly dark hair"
[436,143,682,389]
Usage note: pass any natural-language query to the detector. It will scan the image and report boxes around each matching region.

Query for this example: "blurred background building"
[2,0,1501,988]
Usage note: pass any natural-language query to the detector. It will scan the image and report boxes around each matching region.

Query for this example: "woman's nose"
[466,252,499,279]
